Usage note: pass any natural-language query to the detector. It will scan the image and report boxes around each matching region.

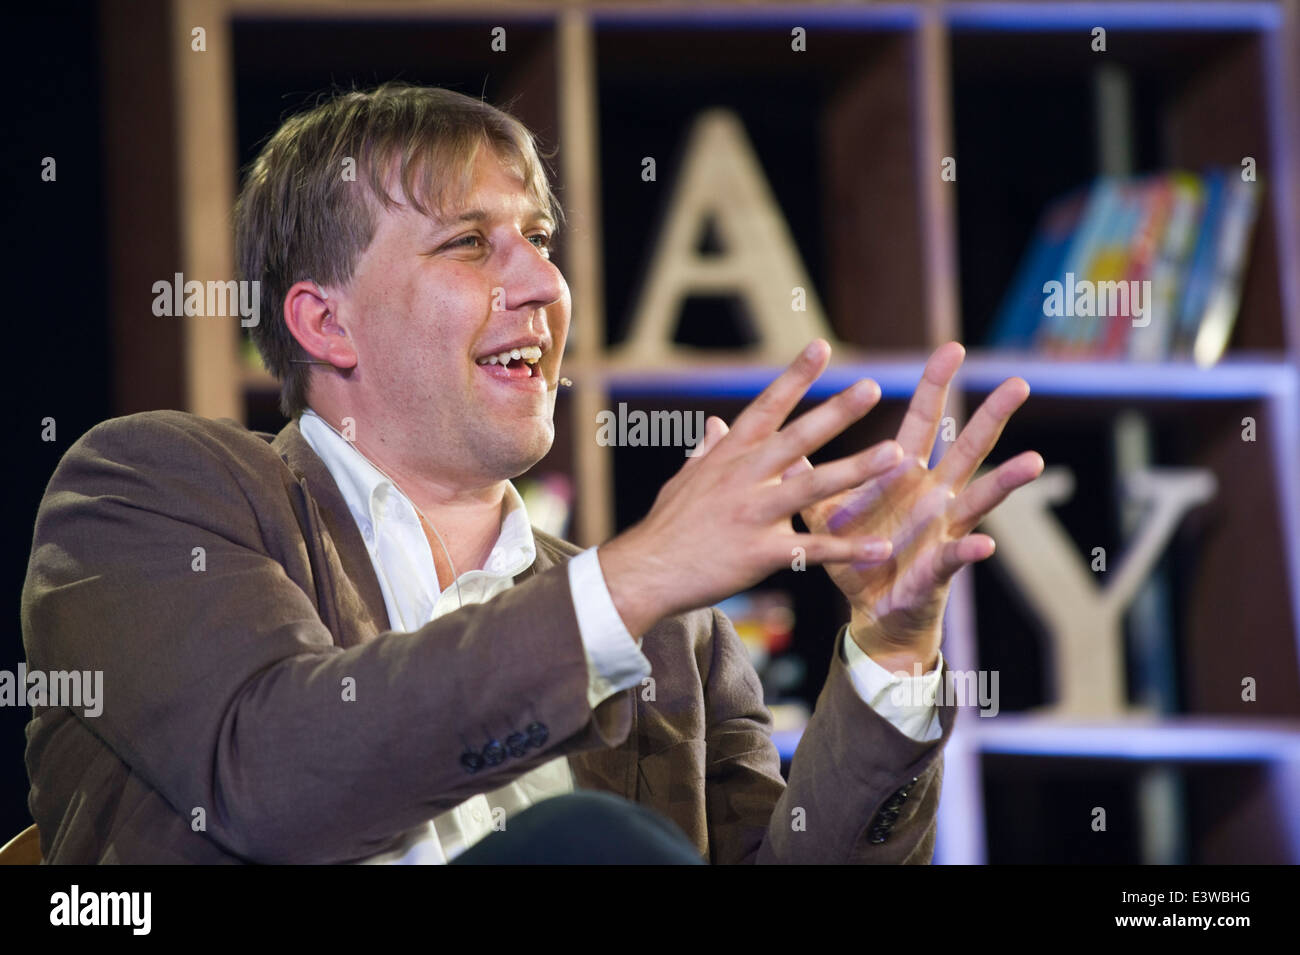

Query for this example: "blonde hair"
[234,82,563,418]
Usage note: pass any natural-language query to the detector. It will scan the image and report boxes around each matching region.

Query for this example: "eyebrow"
[443,207,557,232]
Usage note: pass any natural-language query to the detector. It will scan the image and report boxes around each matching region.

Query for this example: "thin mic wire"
[310,414,464,611]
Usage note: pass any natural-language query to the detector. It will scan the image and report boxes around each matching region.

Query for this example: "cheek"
[375,285,475,360]
[423,272,491,337]
[419,286,494,397]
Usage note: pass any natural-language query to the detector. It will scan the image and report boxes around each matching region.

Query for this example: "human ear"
[283,279,357,369]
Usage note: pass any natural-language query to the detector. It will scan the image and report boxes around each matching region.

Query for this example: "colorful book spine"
[1074,181,1140,357]
[988,189,1088,350]
[1183,176,1262,366]
[1129,173,1203,361]
[1037,179,1120,356]
[1108,176,1172,359]
[1173,170,1225,355]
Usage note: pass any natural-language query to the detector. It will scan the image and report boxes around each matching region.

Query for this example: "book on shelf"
[988,169,1262,365]
[1174,174,1263,366]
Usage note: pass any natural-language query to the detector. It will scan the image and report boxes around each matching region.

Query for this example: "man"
[21,83,1042,864]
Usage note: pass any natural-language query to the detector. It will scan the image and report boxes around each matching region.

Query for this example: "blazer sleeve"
[21,414,632,864]
[702,610,955,864]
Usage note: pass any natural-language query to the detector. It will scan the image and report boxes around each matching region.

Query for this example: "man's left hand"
[796,342,1043,674]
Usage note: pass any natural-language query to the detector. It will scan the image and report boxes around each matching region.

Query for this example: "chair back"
[0,824,41,865]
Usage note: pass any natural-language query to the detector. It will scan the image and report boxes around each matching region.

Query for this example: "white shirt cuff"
[567,548,652,710]
[841,624,944,742]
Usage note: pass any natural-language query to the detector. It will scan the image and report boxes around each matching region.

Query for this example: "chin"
[496,428,555,480]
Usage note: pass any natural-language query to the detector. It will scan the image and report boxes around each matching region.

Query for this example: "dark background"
[5,3,109,843]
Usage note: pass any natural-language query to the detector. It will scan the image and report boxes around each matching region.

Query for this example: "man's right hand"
[597,339,904,639]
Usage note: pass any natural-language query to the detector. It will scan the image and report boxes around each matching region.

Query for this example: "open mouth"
[475,345,544,381]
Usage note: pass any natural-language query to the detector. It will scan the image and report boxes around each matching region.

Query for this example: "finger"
[726,339,831,446]
[896,342,965,461]
[685,415,730,462]
[947,451,1045,536]
[933,377,1032,489]
[759,440,903,521]
[784,532,894,567]
[930,533,997,585]
[751,377,883,477]
[787,453,817,532]
[781,455,812,481]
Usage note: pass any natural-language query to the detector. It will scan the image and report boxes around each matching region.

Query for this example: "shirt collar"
[297,408,536,581]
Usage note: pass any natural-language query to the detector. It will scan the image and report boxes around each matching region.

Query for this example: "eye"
[446,234,484,251]
[528,232,553,258]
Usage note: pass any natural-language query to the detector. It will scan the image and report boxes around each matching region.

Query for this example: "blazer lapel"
[271,418,392,641]
[528,538,640,801]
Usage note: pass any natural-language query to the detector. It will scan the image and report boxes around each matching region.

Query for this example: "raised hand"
[598,340,905,639]
[791,341,1044,672]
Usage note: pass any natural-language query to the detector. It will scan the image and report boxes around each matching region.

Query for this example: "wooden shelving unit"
[114,0,1300,863]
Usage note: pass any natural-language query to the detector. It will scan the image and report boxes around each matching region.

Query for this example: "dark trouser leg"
[451,790,706,864]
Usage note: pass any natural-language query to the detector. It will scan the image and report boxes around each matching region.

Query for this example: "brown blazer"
[21,411,956,864]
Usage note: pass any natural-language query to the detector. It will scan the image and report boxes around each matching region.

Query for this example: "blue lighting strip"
[591,5,920,31]
[604,355,1298,401]
[587,2,1278,33]
[605,360,928,400]
[968,718,1300,762]
[956,353,1298,399]
[944,2,1280,32]
[775,719,1300,763]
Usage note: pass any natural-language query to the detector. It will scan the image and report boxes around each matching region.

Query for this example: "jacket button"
[460,751,484,774]
[506,732,528,758]
[526,721,548,748]
[482,739,506,766]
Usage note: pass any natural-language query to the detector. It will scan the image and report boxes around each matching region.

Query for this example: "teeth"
[477,345,544,366]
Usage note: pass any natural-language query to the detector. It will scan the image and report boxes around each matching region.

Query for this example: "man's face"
[336,146,569,487]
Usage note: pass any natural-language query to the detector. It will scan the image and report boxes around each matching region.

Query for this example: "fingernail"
[861,538,892,560]
[873,441,903,464]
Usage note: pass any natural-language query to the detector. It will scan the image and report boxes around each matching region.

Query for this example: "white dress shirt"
[298,408,941,864]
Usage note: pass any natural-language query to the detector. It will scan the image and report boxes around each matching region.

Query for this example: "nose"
[499,233,566,316]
